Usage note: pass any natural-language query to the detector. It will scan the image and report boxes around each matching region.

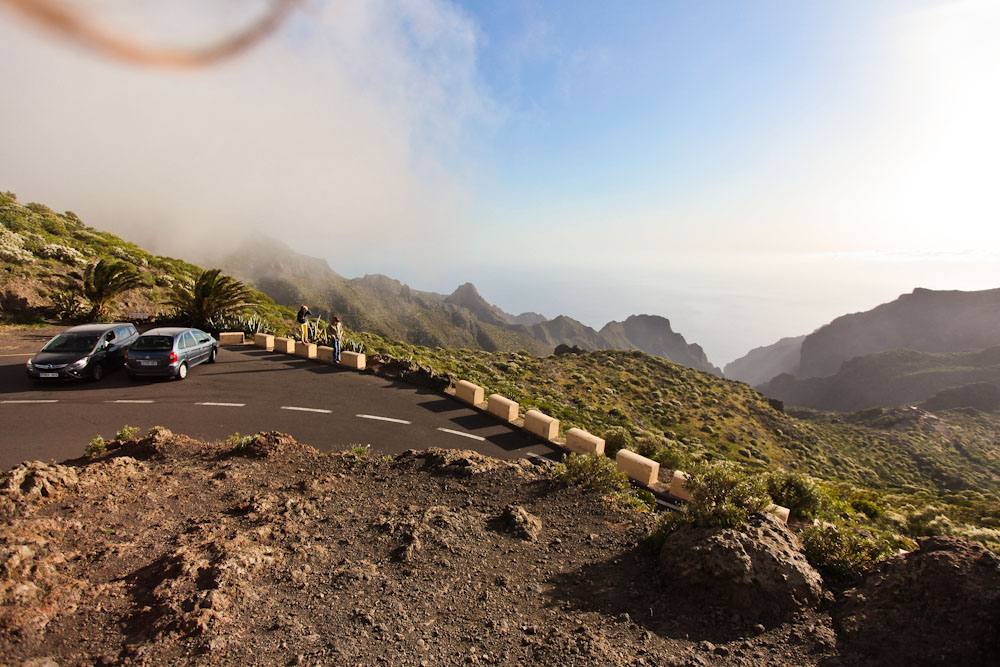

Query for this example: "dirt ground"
[1,429,855,667]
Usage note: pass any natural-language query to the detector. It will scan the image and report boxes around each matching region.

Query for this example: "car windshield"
[41,334,99,353]
[131,336,174,352]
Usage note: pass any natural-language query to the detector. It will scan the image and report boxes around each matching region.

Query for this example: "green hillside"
[0,191,294,329]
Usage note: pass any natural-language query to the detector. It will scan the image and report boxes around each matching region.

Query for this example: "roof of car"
[62,323,133,334]
[140,327,199,337]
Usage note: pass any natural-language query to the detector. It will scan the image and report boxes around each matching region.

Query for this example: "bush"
[551,453,628,494]
[38,243,86,265]
[115,425,140,441]
[766,470,822,520]
[851,498,883,520]
[603,426,633,457]
[226,432,259,453]
[85,435,107,457]
[683,461,772,529]
[651,439,688,471]
[48,289,83,320]
[147,425,167,437]
[800,520,895,581]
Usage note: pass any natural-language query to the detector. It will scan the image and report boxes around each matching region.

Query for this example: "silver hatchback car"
[125,327,218,380]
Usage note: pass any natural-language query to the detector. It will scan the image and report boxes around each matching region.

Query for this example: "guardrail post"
[615,449,659,486]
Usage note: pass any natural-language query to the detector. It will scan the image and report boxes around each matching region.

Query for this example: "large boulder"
[835,537,1000,666]
[659,513,825,624]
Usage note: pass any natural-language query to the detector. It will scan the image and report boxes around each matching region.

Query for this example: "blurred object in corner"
[0,0,299,66]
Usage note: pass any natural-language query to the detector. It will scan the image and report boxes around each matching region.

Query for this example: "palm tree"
[82,259,146,320]
[167,269,255,328]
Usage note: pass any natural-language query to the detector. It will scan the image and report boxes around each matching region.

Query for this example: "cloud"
[0,0,494,261]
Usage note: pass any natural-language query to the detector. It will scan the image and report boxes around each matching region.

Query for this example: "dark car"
[125,327,218,380]
[26,323,139,382]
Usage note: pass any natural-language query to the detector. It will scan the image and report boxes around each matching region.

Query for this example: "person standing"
[297,305,311,343]
[331,315,343,363]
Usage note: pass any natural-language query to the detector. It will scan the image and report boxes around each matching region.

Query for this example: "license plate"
[39,372,59,378]
[140,360,158,367]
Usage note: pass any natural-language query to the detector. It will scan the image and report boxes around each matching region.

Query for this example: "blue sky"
[1,0,998,364]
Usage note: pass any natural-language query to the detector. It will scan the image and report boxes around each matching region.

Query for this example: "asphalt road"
[0,335,559,470]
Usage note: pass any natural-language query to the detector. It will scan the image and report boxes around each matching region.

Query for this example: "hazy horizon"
[2,0,998,365]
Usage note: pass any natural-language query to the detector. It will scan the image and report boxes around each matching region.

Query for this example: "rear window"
[42,334,99,353]
[131,336,174,352]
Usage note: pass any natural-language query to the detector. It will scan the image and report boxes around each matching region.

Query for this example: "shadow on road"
[417,398,464,414]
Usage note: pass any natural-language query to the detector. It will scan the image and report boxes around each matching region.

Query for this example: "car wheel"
[207,347,217,364]
[90,363,104,382]
[175,362,188,380]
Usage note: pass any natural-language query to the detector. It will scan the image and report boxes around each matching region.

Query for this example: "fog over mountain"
[198,236,721,375]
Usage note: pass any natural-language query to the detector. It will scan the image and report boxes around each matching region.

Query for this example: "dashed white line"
[281,406,332,414]
[437,427,485,442]
[109,399,154,404]
[197,402,245,407]
[2,399,58,404]
[356,414,411,424]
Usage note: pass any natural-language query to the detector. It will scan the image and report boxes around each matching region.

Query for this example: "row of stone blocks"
[452,380,791,523]
[218,332,367,370]
[453,380,607,455]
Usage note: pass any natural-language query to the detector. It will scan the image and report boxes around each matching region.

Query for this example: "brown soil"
[2,430,847,666]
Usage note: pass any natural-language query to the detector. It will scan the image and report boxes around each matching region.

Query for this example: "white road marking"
[109,399,154,404]
[437,427,485,442]
[197,402,245,407]
[2,399,58,404]
[356,414,411,424]
[281,406,332,414]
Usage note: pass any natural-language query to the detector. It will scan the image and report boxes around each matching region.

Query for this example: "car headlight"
[25,358,34,370]
[68,358,89,370]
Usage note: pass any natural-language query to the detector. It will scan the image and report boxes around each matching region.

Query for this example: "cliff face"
[599,315,722,376]
[724,336,806,386]
[797,288,1000,379]
[758,346,1000,412]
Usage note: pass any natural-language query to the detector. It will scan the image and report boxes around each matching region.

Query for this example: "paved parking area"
[0,334,559,469]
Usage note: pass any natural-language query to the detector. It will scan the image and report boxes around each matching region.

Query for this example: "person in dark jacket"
[297,305,311,343]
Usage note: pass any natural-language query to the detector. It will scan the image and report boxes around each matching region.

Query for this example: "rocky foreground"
[2,430,998,666]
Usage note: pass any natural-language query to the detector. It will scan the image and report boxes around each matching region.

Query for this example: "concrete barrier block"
[219,332,244,345]
[487,394,518,422]
[524,409,559,441]
[295,341,317,359]
[768,505,791,524]
[317,346,335,363]
[455,380,484,406]
[254,333,274,351]
[565,428,605,456]
[615,449,659,486]
[341,351,366,370]
[274,337,295,354]
[669,470,694,502]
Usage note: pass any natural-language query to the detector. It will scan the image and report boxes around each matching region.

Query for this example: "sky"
[1,0,998,365]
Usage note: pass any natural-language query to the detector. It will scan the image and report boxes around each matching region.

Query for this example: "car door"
[194,331,213,364]
[179,331,197,366]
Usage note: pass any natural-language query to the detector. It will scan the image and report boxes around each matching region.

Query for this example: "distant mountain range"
[726,288,1000,412]
[201,236,722,375]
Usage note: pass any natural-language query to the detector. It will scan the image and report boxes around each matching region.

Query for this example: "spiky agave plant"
[82,258,146,321]
[306,316,330,345]
[166,268,256,329]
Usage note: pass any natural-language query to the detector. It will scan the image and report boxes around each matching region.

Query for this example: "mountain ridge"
[202,236,722,374]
